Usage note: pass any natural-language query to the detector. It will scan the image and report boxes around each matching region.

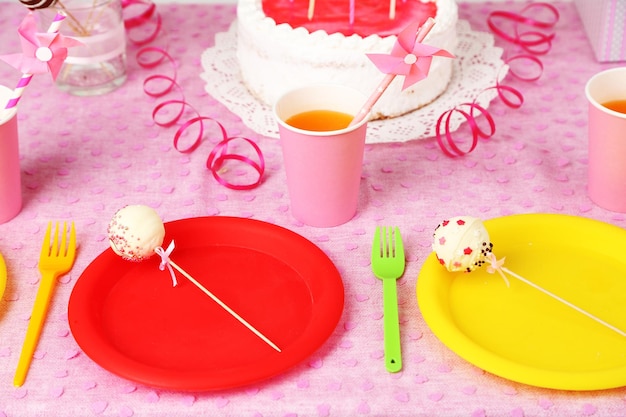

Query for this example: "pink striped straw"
[349,17,435,127]
[4,13,66,112]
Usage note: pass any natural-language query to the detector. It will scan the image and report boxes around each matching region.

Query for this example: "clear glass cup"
[39,0,127,96]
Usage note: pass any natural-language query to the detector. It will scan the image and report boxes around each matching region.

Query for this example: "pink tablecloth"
[1,1,625,416]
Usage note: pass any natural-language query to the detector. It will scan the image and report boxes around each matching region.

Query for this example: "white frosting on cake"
[432,216,493,272]
[236,0,458,120]
[108,205,165,262]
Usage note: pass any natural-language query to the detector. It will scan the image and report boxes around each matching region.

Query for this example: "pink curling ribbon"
[122,1,265,190]
[206,136,265,190]
[172,115,265,190]
[122,0,162,45]
[487,3,560,55]
[155,240,178,286]
[435,2,558,157]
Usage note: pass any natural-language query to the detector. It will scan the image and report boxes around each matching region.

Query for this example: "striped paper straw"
[4,12,66,112]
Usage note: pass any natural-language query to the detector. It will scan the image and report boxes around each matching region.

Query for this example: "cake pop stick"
[432,216,626,338]
[156,244,282,352]
[389,0,396,20]
[108,205,282,352]
[307,0,315,20]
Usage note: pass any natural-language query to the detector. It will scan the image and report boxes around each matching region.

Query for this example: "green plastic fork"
[14,221,77,387]
[371,226,406,373]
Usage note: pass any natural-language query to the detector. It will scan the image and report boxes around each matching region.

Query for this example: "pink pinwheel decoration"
[0,12,81,80]
[349,18,454,127]
[367,20,455,91]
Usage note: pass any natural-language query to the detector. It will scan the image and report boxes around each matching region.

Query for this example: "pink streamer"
[487,3,560,55]
[122,0,265,190]
[122,0,162,45]
[435,2,559,157]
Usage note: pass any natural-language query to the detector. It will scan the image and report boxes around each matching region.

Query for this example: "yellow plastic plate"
[0,252,6,301]
[417,214,626,390]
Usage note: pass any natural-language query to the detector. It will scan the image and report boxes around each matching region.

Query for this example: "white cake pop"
[430,215,626,337]
[108,205,165,262]
[105,205,282,351]
[432,216,493,272]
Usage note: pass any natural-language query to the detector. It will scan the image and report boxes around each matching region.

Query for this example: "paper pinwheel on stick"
[0,12,81,114]
[350,17,455,126]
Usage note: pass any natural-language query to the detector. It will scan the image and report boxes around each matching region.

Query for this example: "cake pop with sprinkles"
[108,205,165,262]
[432,216,493,273]
[430,215,626,337]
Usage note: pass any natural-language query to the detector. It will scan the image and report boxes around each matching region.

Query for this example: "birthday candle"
[349,0,355,25]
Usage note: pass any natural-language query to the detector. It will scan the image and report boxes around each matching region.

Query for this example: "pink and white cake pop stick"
[107,205,282,352]
[432,216,626,337]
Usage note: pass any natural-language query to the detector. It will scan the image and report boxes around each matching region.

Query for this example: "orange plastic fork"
[14,221,77,387]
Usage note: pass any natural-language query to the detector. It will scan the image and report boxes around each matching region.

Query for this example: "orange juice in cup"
[274,84,369,227]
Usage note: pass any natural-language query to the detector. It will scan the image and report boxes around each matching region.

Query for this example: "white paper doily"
[200,20,506,144]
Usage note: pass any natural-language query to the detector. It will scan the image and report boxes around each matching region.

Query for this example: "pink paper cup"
[274,84,369,227]
[0,86,21,224]
[585,67,626,212]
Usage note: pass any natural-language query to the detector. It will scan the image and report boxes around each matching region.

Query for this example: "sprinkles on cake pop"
[432,216,493,273]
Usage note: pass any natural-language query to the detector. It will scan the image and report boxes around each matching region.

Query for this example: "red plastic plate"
[68,216,344,391]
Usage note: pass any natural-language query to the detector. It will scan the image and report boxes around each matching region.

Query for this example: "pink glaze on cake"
[262,0,437,38]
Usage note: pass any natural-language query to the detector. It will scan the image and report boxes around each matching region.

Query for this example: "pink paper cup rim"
[273,84,369,135]
[585,67,626,119]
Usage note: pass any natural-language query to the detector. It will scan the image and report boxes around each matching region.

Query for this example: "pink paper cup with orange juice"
[274,84,369,227]
[585,67,626,212]
[0,85,22,224]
